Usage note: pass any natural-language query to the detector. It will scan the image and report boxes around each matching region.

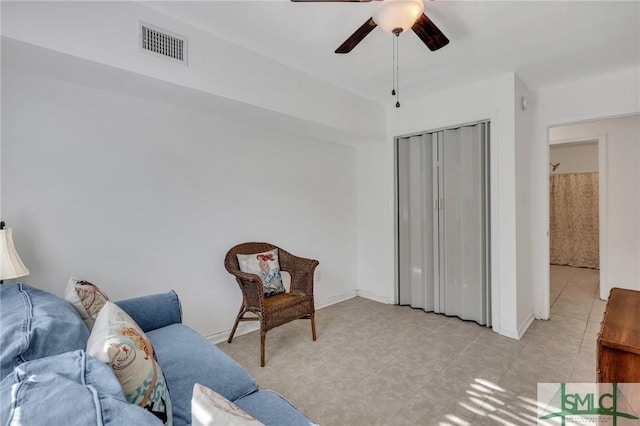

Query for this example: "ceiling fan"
[290,0,449,54]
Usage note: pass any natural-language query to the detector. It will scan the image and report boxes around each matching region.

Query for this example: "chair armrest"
[279,251,319,295]
[229,271,265,310]
[116,290,182,333]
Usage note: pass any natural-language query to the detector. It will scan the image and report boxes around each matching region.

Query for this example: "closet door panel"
[442,125,487,324]
[397,135,435,310]
[397,137,413,306]
[420,134,436,311]
[460,125,486,324]
[441,127,462,317]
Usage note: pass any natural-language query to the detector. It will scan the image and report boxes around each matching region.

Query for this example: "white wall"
[0,1,384,141]
[530,67,640,317]
[355,139,396,304]
[549,115,640,296]
[514,74,535,334]
[549,143,598,174]
[357,73,533,339]
[1,68,359,339]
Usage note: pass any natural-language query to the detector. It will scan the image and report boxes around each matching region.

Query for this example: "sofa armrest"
[116,290,182,333]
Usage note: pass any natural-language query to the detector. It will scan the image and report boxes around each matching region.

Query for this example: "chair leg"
[310,312,317,341]
[228,305,245,343]
[260,330,266,367]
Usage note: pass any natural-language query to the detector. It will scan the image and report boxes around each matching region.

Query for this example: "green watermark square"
[538,383,640,426]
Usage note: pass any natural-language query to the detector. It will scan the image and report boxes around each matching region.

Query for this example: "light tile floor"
[219,265,603,426]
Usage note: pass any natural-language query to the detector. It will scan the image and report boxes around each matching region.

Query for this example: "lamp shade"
[0,228,29,280]
[372,0,424,34]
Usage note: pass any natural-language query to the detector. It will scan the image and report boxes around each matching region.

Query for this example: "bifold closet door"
[397,133,436,311]
[438,124,490,325]
[397,122,490,326]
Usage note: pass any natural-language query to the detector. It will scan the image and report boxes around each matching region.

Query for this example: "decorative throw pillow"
[65,276,110,329]
[87,301,173,425]
[192,383,264,426]
[237,249,285,297]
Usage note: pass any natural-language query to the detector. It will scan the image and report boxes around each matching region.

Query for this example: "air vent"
[139,22,187,64]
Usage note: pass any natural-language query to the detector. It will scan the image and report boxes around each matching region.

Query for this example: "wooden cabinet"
[597,287,640,383]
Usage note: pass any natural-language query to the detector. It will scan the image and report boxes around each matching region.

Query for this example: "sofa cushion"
[146,324,259,426]
[64,276,110,329]
[0,283,90,380]
[0,350,161,425]
[192,383,264,426]
[87,301,172,425]
[237,249,285,296]
[233,390,318,426]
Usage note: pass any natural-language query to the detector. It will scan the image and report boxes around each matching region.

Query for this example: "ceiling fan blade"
[291,0,379,2]
[411,13,449,51]
[335,17,377,54]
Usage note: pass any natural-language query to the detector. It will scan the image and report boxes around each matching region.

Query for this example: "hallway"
[549,264,606,382]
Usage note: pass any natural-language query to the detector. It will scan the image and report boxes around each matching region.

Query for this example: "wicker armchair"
[224,242,319,367]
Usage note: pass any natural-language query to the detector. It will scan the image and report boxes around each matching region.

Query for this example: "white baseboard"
[497,327,520,340]
[206,322,260,345]
[315,290,358,310]
[497,312,535,340]
[517,312,535,339]
[356,289,392,304]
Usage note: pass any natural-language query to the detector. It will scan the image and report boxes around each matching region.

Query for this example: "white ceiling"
[145,0,640,106]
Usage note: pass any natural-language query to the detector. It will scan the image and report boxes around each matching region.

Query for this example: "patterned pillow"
[192,383,264,426]
[87,301,173,425]
[237,249,285,297]
[65,276,110,329]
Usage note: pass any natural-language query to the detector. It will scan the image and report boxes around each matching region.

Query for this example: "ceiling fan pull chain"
[391,35,396,97]
[395,32,400,108]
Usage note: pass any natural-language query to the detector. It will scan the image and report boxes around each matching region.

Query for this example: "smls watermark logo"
[538,383,640,425]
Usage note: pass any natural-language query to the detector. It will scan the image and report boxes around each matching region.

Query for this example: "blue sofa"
[0,283,316,425]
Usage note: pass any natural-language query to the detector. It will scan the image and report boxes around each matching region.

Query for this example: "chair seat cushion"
[0,283,90,380]
[146,324,258,426]
[263,293,313,330]
[233,390,317,426]
[263,293,312,313]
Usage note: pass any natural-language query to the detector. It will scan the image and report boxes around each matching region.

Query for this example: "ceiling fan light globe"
[372,0,424,34]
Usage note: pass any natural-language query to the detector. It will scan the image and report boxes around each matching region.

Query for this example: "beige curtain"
[550,172,599,269]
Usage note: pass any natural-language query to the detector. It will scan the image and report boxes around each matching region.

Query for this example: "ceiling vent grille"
[139,22,187,64]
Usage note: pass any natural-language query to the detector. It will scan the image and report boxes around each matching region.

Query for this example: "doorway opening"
[547,114,640,320]
[548,135,604,318]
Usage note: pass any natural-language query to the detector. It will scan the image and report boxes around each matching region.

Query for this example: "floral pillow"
[64,276,110,329]
[87,301,173,425]
[237,249,285,297]
[191,383,264,426]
